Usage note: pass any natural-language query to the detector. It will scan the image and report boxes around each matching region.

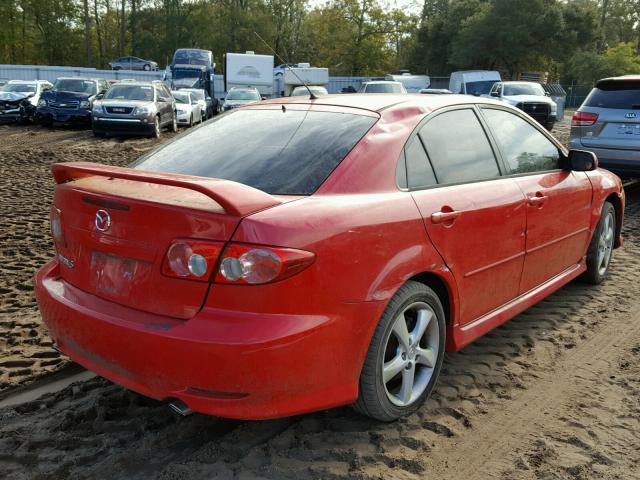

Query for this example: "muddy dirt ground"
[0,116,639,480]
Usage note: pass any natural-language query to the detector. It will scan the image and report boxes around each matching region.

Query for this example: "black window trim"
[396,104,507,192]
[476,104,569,178]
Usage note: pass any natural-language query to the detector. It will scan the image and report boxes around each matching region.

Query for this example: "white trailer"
[224,52,274,97]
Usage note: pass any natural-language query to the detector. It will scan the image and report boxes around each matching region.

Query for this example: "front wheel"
[583,202,616,284]
[152,116,161,138]
[143,64,151,71]
[170,114,177,132]
[353,281,446,421]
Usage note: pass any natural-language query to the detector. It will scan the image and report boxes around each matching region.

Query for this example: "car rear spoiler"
[52,162,282,217]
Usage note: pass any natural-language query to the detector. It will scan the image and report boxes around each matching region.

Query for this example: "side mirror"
[490,91,500,97]
[261,96,267,100]
[95,93,104,100]
[566,149,598,171]
[206,96,211,101]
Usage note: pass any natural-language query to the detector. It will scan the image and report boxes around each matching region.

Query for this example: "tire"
[353,281,446,421]
[143,64,151,71]
[152,116,161,138]
[545,122,555,131]
[170,114,177,132]
[189,114,193,128]
[583,202,616,284]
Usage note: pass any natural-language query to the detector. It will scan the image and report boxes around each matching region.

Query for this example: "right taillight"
[216,243,315,285]
[572,111,599,126]
[162,240,224,282]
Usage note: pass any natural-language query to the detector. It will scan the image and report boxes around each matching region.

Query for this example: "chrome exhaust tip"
[168,400,193,417]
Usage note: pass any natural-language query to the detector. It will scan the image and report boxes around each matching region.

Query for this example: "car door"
[480,107,593,294]
[406,107,528,325]
[154,86,170,124]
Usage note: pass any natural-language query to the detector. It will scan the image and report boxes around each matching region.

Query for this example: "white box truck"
[449,70,501,96]
[282,65,329,96]
[385,73,430,93]
[224,52,275,97]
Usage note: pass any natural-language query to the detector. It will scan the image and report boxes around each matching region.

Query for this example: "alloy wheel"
[597,211,614,276]
[382,302,439,407]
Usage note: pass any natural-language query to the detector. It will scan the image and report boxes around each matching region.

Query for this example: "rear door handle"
[528,194,548,207]
[431,210,461,224]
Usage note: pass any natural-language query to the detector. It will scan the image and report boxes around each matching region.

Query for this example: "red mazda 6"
[35,94,624,421]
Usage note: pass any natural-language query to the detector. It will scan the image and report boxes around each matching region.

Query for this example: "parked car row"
[0,74,220,138]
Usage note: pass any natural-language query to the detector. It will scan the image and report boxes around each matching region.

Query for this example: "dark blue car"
[37,77,109,125]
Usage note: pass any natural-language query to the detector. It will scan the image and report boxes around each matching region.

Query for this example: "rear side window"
[133,109,376,195]
[419,109,500,184]
[405,136,437,189]
[584,81,640,110]
[482,108,560,174]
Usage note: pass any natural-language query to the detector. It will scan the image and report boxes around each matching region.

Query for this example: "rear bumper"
[35,260,374,419]
[569,139,640,176]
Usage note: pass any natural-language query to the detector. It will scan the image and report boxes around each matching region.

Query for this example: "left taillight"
[161,240,224,282]
[216,243,315,285]
[50,206,65,249]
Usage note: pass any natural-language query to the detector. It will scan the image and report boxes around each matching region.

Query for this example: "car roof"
[260,93,498,114]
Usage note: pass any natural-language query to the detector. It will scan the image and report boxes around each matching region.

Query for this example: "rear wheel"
[143,64,151,71]
[353,281,445,421]
[583,201,616,284]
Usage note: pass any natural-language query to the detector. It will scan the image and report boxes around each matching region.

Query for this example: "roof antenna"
[254,31,317,100]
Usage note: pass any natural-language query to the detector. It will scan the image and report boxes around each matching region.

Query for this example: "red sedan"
[35,94,625,421]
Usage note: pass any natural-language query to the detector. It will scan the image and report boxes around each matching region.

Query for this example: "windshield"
[132,109,377,195]
[185,90,205,101]
[364,83,404,93]
[226,90,260,101]
[54,79,97,94]
[585,82,640,110]
[503,83,545,96]
[173,92,190,104]
[1,83,36,93]
[172,50,212,67]
[104,85,154,101]
[464,80,497,96]
[292,86,328,96]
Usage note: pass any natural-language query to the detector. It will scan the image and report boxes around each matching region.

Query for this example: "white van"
[449,70,501,96]
[384,74,430,93]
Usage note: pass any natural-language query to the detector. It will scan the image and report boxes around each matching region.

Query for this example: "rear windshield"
[585,82,640,110]
[132,108,377,195]
[226,90,260,101]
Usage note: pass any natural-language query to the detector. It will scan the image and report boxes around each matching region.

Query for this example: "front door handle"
[528,194,548,207]
[431,210,461,224]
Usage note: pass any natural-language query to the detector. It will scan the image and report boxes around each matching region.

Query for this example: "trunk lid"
[51,162,281,319]
[580,107,640,150]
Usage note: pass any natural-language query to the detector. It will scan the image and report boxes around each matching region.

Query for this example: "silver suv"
[92,80,176,138]
[569,75,639,178]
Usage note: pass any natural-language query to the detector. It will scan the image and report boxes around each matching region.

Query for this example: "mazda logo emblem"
[95,209,111,232]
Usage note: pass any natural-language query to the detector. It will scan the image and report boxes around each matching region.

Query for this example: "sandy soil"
[1,115,639,480]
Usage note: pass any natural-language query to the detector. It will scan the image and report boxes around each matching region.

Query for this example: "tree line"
[0,0,638,82]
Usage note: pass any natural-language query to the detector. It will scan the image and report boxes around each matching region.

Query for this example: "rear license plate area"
[90,251,143,298]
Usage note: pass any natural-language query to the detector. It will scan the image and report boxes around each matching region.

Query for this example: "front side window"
[133,108,377,195]
[482,108,560,174]
[419,109,500,184]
